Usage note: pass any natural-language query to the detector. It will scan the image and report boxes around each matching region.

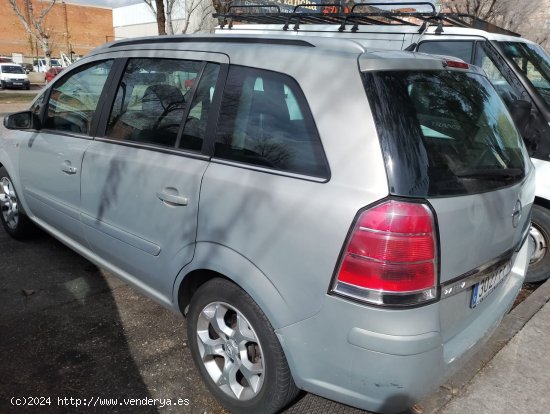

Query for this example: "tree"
[8,0,57,64]
[443,0,539,33]
[144,0,216,35]
[443,0,548,47]
[144,0,167,35]
[180,0,215,34]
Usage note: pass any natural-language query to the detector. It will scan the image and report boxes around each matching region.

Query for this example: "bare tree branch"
[8,0,57,62]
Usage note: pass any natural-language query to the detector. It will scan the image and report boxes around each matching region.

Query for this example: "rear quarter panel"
[196,50,389,328]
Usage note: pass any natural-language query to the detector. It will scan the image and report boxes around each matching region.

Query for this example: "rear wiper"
[455,168,524,180]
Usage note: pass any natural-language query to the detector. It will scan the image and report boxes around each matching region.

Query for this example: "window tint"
[30,92,46,116]
[499,41,550,107]
[215,66,328,178]
[363,70,528,197]
[178,63,220,151]
[44,60,113,134]
[417,41,474,63]
[107,58,202,148]
[474,43,522,106]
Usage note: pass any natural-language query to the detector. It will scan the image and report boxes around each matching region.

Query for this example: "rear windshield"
[1,65,25,74]
[363,70,528,197]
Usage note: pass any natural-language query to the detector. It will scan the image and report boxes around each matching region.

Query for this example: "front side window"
[44,60,113,134]
[474,42,522,106]
[363,70,528,197]
[30,92,46,116]
[499,41,550,108]
[214,66,329,178]
[107,58,204,148]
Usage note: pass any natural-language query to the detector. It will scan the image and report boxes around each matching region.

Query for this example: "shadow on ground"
[0,227,222,413]
[0,225,374,414]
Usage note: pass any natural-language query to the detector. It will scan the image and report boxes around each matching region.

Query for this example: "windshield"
[363,70,529,197]
[2,65,25,74]
[499,41,550,108]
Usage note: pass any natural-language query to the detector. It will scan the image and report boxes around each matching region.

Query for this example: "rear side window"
[106,58,203,148]
[363,70,528,197]
[214,66,329,178]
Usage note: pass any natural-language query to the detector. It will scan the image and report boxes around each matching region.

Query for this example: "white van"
[33,58,62,73]
[215,2,550,282]
[0,63,30,90]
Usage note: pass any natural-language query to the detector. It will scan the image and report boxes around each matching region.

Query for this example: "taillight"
[331,199,438,306]
[443,60,470,70]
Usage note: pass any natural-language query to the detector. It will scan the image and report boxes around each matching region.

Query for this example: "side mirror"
[509,99,532,135]
[3,111,40,130]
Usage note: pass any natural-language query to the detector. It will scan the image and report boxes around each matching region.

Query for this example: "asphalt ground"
[1,199,546,414]
[0,209,369,414]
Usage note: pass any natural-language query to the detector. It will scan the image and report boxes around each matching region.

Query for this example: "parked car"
[45,66,63,83]
[0,63,30,90]
[0,35,535,414]
[217,3,550,282]
[20,63,34,74]
[33,58,63,73]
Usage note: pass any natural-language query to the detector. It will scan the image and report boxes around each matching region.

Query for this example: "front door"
[19,60,114,245]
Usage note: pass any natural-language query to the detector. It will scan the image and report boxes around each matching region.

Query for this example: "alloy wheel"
[196,301,265,401]
[0,176,19,230]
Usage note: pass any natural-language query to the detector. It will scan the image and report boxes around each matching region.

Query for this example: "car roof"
[89,33,484,75]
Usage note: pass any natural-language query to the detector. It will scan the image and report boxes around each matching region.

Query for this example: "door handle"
[156,190,188,206]
[61,161,77,175]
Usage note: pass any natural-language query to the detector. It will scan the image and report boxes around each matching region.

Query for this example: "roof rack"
[213,1,520,37]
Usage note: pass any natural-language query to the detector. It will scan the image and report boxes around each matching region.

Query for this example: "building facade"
[0,0,113,59]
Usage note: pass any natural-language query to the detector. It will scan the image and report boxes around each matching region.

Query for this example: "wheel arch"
[0,157,33,218]
[174,242,294,330]
[534,196,550,212]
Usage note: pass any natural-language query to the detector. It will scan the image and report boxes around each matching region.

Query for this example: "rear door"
[363,68,534,281]
[363,65,535,336]
[80,52,227,302]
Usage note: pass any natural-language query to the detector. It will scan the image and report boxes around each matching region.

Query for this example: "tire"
[526,204,550,282]
[0,167,34,239]
[187,278,299,414]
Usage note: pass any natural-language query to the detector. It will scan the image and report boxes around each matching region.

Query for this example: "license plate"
[471,261,512,308]
[13,82,22,86]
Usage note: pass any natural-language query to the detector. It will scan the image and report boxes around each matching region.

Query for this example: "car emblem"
[512,199,522,228]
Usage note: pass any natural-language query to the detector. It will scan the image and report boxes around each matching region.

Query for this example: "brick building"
[0,0,113,59]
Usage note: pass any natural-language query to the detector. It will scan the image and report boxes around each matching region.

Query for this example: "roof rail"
[213,1,520,37]
[108,36,316,49]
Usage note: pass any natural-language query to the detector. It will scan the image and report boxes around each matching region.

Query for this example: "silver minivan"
[0,35,535,413]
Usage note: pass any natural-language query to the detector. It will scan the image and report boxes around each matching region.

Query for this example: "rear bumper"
[276,239,529,413]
